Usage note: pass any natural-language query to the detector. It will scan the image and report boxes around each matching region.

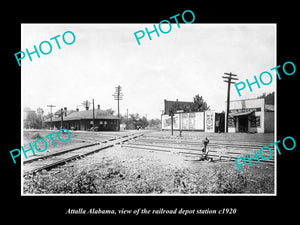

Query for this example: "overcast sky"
[21,23,276,119]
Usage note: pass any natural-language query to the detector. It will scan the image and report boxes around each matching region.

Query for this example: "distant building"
[44,105,120,131]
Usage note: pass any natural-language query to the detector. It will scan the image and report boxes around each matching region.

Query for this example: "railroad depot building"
[161,98,274,133]
[44,105,120,131]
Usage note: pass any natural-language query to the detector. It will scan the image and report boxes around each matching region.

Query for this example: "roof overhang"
[230,110,254,117]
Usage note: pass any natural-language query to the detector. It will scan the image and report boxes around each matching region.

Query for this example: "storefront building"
[227,98,274,133]
[161,98,274,133]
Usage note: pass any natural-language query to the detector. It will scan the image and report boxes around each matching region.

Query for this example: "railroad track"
[122,135,275,164]
[135,137,272,148]
[23,132,145,175]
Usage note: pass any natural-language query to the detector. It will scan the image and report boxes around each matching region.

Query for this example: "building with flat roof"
[227,98,274,133]
[161,97,274,133]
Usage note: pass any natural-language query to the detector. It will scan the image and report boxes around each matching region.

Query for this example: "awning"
[230,110,254,117]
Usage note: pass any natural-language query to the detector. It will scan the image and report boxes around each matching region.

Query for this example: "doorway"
[238,116,248,132]
[215,112,225,133]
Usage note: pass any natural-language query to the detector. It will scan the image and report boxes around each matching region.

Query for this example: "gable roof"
[45,109,119,122]
[54,109,76,117]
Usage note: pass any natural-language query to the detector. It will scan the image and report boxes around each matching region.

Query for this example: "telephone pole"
[47,104,56,129]
[126,108,129,129]
[92,98,95,127]
[113,85,123,131]
[113,85,123,117]
[60,107,67,129]
[222,72,238,133]
[60,108,64,129]
[169,110,174,136]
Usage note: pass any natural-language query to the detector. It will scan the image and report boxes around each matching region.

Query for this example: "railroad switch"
[200,137,210,161]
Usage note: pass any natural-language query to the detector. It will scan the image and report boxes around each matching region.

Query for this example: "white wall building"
[161,98,274,133]
[227,98,274,133]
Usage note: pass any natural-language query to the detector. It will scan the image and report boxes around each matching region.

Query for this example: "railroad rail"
[23,132,145,175]
[122,134,275,165]
[23,131,274,175]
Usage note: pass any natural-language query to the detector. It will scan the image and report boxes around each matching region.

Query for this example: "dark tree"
[257,92,274,105]
[105,108,115,115]
[190,94,210,112]
[149,118,161,128]
[24,107,43,129]
[169,94,210,114]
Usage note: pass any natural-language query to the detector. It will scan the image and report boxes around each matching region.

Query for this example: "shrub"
[31,133,43,140]
[210,169,248,193]
[23,168,99,194]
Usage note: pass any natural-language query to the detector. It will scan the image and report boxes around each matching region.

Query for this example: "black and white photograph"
[4,4,298,220]
[21,23,276,195]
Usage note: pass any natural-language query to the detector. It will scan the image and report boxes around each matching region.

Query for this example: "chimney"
[64,107,67,117]
[76,108,79,112]
[97,104,100,110]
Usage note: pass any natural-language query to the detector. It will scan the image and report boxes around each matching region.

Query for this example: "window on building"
[250,116,260,127]
[228,116,235,127]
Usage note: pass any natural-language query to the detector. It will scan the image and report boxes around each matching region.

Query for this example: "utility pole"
[92,98,95,128]
[222,72,238,132]
[60,108,64,129]
[126,108,128,129]
[60,107,68,129]
[47,104,56,130]
[169,110,174,136]
[82,100,91,110]
[113,85,123,131]
[113,85,123,117]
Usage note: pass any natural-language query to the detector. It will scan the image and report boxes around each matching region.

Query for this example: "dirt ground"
[23,131,275,194]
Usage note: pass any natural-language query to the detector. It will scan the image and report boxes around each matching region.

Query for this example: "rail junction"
[23,130,274,175]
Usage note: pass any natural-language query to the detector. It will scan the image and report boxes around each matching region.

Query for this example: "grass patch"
[23,160,274,194]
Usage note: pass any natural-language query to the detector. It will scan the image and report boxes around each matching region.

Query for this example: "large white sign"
[195,112,204,130]
[161,114,179,130]
[162,112,204,131]
[205,111,215,132]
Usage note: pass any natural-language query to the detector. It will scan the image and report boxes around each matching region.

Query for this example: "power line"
[92,98,95,128]
[112,85,123,131]
[222,72,238,133]
[112,85,123,117]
